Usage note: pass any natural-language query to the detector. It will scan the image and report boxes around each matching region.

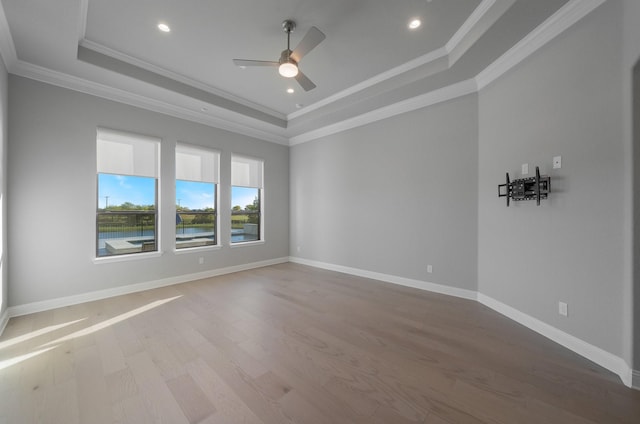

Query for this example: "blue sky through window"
[99,174,257,210]
[176,180,215,210]
[98,174,155,208]
[232,186,259,210]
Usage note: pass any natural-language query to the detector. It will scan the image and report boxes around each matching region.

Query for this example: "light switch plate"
[559,301,568,316]
[522,163,529,175]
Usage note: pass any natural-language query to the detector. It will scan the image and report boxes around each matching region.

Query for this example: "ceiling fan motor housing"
[282,20,296,33]
[279,49,297,66]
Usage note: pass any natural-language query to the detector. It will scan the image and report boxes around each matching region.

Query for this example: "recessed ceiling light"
[157,23,171,33]
[408,19,421,30]
[200,107,208,112]
[287,88,294,94]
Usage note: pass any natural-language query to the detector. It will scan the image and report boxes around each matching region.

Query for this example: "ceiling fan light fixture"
[233,19,325,91]
[279,61,298,78]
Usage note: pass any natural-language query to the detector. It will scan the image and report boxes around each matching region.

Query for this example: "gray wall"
[632,54,640,379]
[0,59,6,317]
[478,1,626,356]
[290,94,479,291]
[623,0,640,379]
[290,0,634,367]
[7,76,289,307]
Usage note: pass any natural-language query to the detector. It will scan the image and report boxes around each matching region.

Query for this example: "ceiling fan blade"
[290,26,326,62]
[233,59,279,67]
[295,70,316,91]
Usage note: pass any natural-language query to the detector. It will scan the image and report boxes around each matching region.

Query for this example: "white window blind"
[176,144,219,183]
[231,155,263,188]
[97,128,159,178]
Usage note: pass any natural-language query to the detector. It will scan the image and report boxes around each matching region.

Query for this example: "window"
[96,129,159,258]
[231,155,263,243]
[175,143,219,249]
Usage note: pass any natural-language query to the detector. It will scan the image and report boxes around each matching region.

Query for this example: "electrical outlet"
[297,246,301,253]
[427,265,433,273]
[558,301,568,317]
[522,163,529,175]
[553,156,562,169]
[198,257,204,265]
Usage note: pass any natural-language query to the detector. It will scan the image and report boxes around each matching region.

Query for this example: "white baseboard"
[3,255,636,390]
[288,256,477,301]
[633,370,640,390]
[476,293,633,388]
[289,255,635,389]
[6,257,288,319]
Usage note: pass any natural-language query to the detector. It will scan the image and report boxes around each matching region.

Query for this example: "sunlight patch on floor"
[40,295,182,347]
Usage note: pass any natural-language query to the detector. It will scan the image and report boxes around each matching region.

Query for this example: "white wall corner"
[0,308,9,337]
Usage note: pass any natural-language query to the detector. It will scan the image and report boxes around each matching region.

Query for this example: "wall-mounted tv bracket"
[498,166,550,206]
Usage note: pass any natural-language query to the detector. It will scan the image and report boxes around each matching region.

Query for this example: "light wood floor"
[0,263,638,423]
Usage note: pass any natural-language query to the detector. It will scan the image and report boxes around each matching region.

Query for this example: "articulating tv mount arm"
[498,166,550,207]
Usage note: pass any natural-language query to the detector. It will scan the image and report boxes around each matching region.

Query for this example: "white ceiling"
[0,0,588,144]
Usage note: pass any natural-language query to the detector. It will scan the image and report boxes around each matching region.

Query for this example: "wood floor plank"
[278,389,334,424]
[126,351,190,424]
[105,367,139,404]
[41,379,80,424]
[194,339,296,424]
[166,373,217,423]
[74,344,112,424]
[112,393,156,424]
[0,262,638,423]
[95,325,127,375]
[185,357,265,424]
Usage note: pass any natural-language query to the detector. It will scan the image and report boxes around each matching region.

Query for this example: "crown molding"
[1,0,608,148]
[0,2,17,72]
[476,0,606,90]
[445,0,496,54]
[287,0,496,121]
[287,47,449,121]
[12,60,289,145]
[77,0,89,43]
[289,79,478,145]
[290,0,607,146]
[80,39,286,121]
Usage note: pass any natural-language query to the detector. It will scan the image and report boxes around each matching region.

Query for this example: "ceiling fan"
[233,20,326,91]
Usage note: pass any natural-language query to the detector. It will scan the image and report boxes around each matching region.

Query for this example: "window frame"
[95,128,161,260]
[230,154,264,246]
[175,143,220,251]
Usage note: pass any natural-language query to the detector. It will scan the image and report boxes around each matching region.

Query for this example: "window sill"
[230,240,265,248]
[93,250,164,264]
[173,245,222,255]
